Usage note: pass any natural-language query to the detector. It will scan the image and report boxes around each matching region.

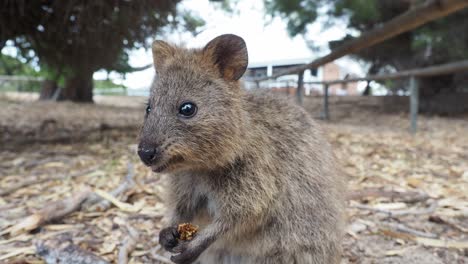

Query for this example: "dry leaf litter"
[0,94,467,263]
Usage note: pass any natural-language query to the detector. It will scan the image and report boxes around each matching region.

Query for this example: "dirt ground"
[0,93,467,263]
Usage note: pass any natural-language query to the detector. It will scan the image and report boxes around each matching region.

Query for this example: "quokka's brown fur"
[138,34,345,264]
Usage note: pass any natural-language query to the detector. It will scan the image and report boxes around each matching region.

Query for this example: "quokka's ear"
[152,40,176,71]
[203,34,248,81]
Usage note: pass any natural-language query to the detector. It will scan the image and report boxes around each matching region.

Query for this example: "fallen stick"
[118,224,139,264]
[429,215,468,233]
[413,237,468,249]
[7,189,92,236]
[23,156,72,170]
[351,200,437,217]
[380,228,468,249]
[4,163,135,236]
[383,222,437,238]
[0,246,35,261]
[83,163,135,212]
[2,156,70,170]
[0,165,100,196]
[93,189,139,212]
[348,188,430,203]
[17,124,139,145]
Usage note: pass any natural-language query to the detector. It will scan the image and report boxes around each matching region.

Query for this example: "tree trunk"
[59,70,94,102]
[362,81,372,96]
[39,80,59,100]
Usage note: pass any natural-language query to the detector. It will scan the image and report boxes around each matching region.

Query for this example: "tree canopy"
[0,0,202,102]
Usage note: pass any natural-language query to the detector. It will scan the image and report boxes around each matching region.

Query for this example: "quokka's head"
[138,34,249,173]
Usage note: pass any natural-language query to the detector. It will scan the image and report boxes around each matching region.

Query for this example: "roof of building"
[248,58,313,68]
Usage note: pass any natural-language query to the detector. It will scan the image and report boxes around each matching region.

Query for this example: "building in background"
[243,58,359,96]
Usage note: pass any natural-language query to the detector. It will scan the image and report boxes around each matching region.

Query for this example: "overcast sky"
[95,0,366,89]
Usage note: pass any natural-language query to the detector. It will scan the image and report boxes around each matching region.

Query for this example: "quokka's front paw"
[159,226,180,252]
[170,242,202,264]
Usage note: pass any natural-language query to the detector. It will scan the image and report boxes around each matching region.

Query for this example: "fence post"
[409,76,419,134]
[322,84,330,120]
[296,70,304,105]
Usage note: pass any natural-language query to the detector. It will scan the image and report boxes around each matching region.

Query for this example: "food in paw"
[177,223,198,241]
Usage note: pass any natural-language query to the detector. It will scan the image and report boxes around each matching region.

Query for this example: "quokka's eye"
[146,104,151,115]
[178,102,197,118]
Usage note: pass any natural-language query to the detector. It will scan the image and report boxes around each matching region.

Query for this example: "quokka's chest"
[173,176,217,223]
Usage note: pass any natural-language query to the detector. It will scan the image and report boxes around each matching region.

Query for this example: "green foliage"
[209,0,240,14]
[265,0,320,36]
[180,11,206,36]
[412,14,468,63]
[1,1,183,74]
[0,1,207,101]
[0,54,38,76]
[333,0,380,30]
[94,79,126,90]
[93,79,127,95]
[0,53,50,92]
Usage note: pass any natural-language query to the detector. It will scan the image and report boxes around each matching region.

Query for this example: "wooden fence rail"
[0,75,44,82]
[309,60,468,85]
[248,60,468,133]
[312,60,468,133]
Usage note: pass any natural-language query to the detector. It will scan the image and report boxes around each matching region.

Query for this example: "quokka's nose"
[138,146,156,166]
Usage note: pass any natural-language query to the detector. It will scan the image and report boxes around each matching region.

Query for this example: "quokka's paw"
[159,226,180,252]
[170,242,202,264]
